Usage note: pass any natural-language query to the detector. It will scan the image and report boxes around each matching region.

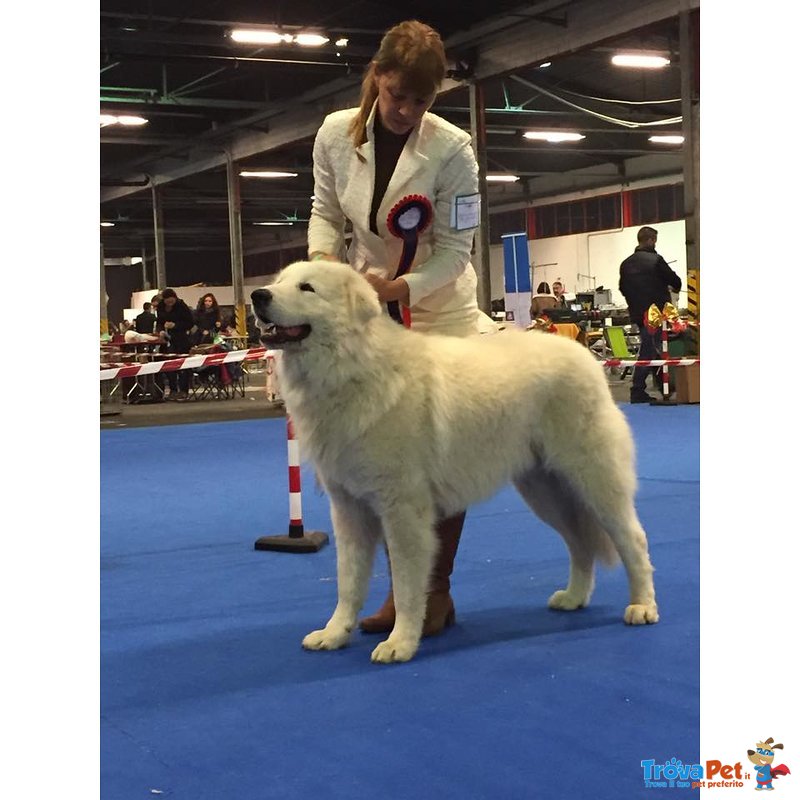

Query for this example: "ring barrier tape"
[99,347,271,381]
[99,347,699,382]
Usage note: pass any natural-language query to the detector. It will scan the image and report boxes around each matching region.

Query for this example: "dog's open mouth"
[259,323,312,345]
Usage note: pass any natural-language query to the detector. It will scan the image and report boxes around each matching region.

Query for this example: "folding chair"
[225,361,246,398]
[603,325,637,380]
[190,364,229,400]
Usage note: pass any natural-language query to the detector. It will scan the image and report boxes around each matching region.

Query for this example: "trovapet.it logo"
[640,758,744,789]
[641,737,791,791]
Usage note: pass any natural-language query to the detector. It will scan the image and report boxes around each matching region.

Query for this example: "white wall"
[488,219,687,308]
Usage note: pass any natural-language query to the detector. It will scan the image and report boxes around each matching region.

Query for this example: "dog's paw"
[624,603,659,625]
[302,626,351,651]
[547,589,588,611]
[370,636,419,664]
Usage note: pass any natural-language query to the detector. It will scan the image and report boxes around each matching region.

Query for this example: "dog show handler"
[307,19,484,638]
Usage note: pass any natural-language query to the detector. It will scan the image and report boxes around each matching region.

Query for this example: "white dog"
[251,261,658,664]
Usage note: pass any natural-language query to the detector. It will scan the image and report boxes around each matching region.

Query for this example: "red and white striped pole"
[286,416,304,538]
[660,317,670,399]
[254,415,329,553]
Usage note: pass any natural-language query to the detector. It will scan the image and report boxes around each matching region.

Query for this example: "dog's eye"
[299,282,315,293]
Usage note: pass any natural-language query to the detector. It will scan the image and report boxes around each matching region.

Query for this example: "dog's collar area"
[259,323,312,345]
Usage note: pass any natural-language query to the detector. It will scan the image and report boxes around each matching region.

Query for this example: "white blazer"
[308,103,481,335]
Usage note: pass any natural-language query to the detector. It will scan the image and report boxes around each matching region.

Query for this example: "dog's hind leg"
[513,469,606,611]
[302,486,380,652]
[370,500,437,664]
[560,460,659,625]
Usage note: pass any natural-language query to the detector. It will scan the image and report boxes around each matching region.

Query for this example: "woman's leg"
[359,510,466,636]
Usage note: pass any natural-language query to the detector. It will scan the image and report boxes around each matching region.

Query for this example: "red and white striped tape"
[99,346,271,381]
[99,346,699,382]
[603,358,699,368]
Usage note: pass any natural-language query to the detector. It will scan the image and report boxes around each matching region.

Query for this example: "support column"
[680,6,700,350]
[151,184,167,289]
[469,81,492,315]
[100,241,109,336]
[140,245,149,290]
[226,152,247,336]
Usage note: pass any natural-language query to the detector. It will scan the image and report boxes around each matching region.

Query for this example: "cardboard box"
[674,364,700,404]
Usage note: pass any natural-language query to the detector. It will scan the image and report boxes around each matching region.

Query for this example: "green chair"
[603,325,637,380]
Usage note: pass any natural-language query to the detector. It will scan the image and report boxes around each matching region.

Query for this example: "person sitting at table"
[157,288,194,401]
[193,292,223,345]
[530,281,558,318]
[552,280,568,309]
[134,302,157,335]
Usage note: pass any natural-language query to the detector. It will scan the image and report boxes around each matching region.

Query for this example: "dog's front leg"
[302,490,378,653]
[370,503,436,664]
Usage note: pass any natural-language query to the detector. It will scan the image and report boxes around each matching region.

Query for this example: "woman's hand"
[364,273,410,305]
[164,321,175,330]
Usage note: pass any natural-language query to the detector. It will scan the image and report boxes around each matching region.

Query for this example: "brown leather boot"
[358,590,396,634]
[358,511,466,636]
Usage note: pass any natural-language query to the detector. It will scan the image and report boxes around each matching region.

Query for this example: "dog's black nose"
[251,288,272,305]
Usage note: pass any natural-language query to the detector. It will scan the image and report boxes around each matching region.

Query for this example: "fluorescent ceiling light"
[230,29,291,44]
[649,134,684,144]
[334,38,349,47]
[611,52,670,68]
[100,114,148,126]
[239,170,298,178]
[230,28,328,46]
[253,221,294,226]
[130,257,143,265]
[486,174,520,183]
[116,115,148,126]
[294,33,329,47]
[100,222,115,227]
[523,131,585,143]
[538,62,552,69]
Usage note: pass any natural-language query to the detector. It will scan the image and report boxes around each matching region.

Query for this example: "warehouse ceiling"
[99,0,699,277]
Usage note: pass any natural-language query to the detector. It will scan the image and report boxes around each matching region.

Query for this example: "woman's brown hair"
[348,20,447,147]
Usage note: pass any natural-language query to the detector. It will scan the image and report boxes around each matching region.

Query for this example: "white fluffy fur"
[254,261,659,664]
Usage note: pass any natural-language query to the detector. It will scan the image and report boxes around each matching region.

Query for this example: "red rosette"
[386,194,433,239]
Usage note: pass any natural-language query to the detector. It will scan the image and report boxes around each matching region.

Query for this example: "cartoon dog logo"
[747,738,791,791]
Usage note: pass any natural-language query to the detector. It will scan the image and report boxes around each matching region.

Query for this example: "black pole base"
[649,396,679,406]
[254,531,329,553]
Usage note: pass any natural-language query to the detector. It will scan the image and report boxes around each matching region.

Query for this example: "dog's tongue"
[280,325,305,337]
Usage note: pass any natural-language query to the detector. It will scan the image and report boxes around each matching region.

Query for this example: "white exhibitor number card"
[450,193,481,231]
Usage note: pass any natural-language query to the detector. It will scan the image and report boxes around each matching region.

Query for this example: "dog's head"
[747,738,783,766]
[251,260,382,348]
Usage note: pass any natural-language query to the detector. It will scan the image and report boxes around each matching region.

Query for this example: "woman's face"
[163,296,176,309]
[375,71,436,135]
[204,296,214,308]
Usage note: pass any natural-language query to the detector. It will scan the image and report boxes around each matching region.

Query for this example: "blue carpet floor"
[101,405,699,799]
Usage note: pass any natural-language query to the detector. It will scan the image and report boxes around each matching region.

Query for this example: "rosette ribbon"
[644,302,688,334]
[527,316,557,334]
[385,194,433,327]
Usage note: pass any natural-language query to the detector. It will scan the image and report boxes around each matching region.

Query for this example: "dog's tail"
[585,522,619,568]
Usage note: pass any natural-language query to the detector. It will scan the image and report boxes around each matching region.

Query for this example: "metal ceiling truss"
[101,0,698,204]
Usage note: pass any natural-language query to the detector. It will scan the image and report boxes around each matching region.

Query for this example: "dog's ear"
[346,275,382,324]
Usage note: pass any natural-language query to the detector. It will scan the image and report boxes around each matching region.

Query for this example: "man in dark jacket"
[619,226,682,403]
[157,288,195,400]
[134,302,157,334]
